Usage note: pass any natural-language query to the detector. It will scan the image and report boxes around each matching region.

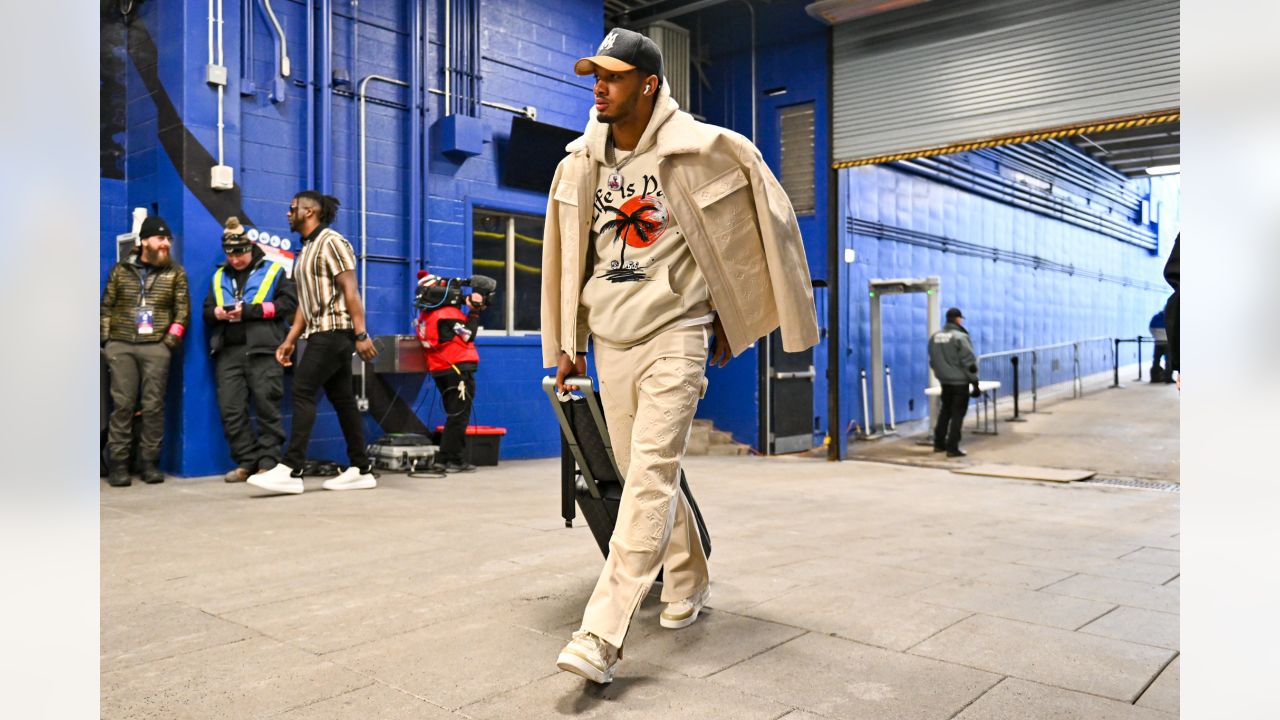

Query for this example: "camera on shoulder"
[414,273,498,311]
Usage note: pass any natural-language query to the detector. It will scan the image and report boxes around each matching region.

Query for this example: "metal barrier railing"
[858,336,1144,438]
[976,336,1117,420]
[1113,336,1155,386]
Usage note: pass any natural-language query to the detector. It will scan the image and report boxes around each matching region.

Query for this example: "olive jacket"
[100,252,191,347]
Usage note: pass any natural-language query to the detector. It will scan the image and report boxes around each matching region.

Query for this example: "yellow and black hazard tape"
[832,109,1180,169]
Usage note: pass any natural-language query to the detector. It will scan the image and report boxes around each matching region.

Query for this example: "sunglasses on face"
[224,246,252,256]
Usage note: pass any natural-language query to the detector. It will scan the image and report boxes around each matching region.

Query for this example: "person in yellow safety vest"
[203,217,297,483]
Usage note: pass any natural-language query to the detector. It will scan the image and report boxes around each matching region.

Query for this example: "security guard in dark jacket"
[928,307,980,457]
[100,216,191,486]
[203,217,297,482]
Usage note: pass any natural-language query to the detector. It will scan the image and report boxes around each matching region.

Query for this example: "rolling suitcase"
[541,376,711,564]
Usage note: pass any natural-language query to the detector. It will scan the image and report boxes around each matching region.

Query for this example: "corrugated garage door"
[831,0,1179,167]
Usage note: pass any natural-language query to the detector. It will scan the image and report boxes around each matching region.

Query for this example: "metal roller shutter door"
[830,0,1180,167]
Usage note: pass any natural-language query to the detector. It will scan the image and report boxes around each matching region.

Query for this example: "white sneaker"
[660,586,710,629]
[322,466,377,491]
[247,463,304,495]
[556,630,620,684]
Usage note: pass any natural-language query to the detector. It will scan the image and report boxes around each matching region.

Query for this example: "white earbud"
[645,84,652,94]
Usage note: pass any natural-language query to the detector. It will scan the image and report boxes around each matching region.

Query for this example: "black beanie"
[139,216,172,239]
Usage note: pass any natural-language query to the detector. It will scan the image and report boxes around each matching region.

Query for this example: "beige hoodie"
[578,88,712,348]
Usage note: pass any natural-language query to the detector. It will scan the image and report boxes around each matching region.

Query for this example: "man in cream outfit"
[544,29,819,684]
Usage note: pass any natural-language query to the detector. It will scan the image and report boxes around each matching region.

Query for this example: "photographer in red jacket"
[414,272,496,473]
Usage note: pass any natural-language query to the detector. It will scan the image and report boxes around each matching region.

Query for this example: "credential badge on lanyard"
[136,267,155,334]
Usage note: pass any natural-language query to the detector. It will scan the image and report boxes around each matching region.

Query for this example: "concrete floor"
[850,380,1181,484]
[103,407,1180,720]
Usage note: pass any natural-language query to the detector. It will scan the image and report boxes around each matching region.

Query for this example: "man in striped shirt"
[249,191,379,495]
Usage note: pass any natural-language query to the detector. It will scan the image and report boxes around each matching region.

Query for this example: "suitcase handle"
[542,376,603,500]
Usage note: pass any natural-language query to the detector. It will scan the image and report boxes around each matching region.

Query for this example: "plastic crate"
[433,425,507,466]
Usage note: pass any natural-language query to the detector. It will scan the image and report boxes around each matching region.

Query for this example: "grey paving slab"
[1043,574,1179,614]
[221,587,455,655]
[325,615,565,710]
[911,614,1175,702]
[1136,655,1179,714]
[970,562,1076,590]
[277,682,455,719]
[744,583,972,652]
[912,579,1115,630]
[101,598,254,672]
[848,380,1180,483]
[464,659,790,720]
[1120,547,1180,567]
[102,451,1179,719]
[711,632,1001,720]
[1015,550,1180,585]
[1080,606,1179,650]
[101,636,371,719]
[622,602,807,678]
[767,557,952,597]
[955,678,1174,719]
[452,566,597,636]
[701,571,811,614]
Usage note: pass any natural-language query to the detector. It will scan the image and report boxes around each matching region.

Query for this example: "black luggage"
[541,376,711,563]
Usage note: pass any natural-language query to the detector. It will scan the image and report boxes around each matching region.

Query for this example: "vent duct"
[639,21,690,111]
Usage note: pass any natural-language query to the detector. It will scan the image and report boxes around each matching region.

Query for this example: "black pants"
[433,370,475,463]
[933,384,970,452]
[215,346,285,472]
[283,330,370,471]
[1151,341,1170,381]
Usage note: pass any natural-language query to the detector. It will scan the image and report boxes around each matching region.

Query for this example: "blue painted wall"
[669,0,833,451]
[103,0,601,475]
[102,0,1180,474]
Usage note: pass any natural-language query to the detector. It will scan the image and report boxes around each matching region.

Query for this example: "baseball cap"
[946,307,965,321]
[574,28,663,79]
[139,216,172,239]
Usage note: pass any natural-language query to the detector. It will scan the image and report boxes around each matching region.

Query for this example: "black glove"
[970,383,981,398]
[162,333,182,350]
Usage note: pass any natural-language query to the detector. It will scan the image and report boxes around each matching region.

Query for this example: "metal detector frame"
[866,276,941,438]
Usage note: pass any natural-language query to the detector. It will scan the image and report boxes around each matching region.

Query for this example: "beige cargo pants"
[581,324,712,648]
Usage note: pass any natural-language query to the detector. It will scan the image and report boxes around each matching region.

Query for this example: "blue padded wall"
[838,146,1180,442]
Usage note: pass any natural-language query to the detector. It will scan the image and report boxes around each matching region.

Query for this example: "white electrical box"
[211,165,234,190]
[205,64,227,86]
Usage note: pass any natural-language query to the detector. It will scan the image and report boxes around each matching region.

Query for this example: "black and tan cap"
[574,28,663,78]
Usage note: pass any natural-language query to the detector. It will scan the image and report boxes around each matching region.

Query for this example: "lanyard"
[137,267,149,307]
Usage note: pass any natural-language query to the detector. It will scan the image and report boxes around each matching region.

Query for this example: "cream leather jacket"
[539,83,819,367]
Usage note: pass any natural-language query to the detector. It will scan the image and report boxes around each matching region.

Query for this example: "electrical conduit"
[359,74,410,402]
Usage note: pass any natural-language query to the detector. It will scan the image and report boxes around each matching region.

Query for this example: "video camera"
[414,273,498,311]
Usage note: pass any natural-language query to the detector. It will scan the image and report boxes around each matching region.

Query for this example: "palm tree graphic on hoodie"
[597,194,668,283]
